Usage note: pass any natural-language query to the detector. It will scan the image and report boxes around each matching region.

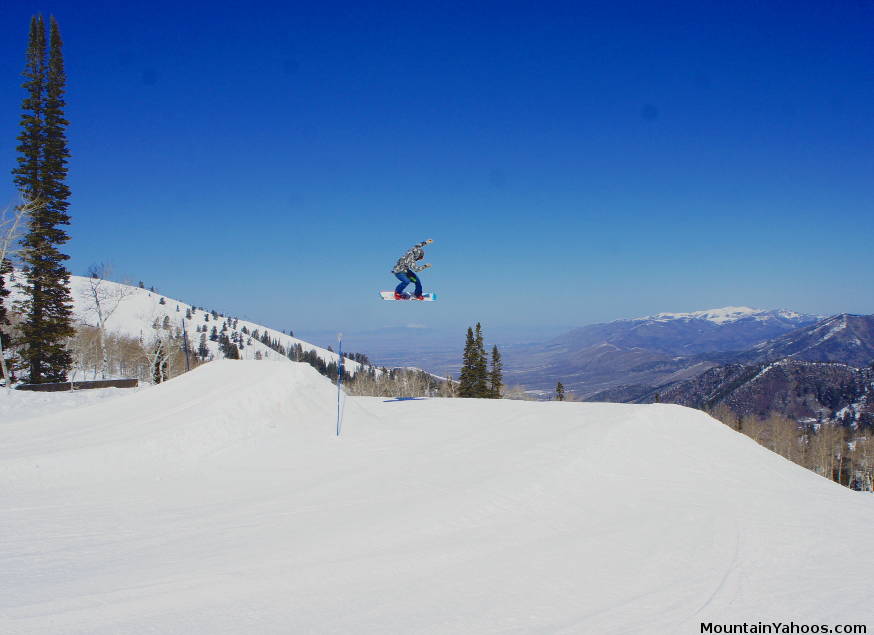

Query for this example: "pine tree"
[488,344,503,398]
[556,382,565,401]
[218,334,240,359]
[197,333,209,360]
[459,323,494,398]
[14,17,45,209]
[459,326,477,397]
[13,15,74,383]
[473,323,488,397]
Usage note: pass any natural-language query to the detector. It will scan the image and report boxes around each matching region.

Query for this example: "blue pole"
[336,333,344,436]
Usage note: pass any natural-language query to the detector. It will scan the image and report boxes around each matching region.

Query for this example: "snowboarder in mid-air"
[391,239,433,300]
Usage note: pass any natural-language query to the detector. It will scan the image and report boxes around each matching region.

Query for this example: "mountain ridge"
[504,306,821,395]
[590,314,874,426]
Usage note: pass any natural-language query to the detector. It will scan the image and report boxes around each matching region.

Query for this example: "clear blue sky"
[1,0,872,338]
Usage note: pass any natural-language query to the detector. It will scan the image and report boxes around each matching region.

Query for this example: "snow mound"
[0,360,335,487]
[2,361,873,633]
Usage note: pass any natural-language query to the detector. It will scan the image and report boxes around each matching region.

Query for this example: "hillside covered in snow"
[2,360,873,633]
[5,272,366,381]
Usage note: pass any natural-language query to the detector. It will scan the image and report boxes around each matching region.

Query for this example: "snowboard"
[380,291,437,301]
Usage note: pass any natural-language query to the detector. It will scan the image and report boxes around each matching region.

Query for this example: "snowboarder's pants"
[394,270,422,296]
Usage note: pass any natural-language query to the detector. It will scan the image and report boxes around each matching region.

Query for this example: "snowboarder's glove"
[424,239,433,245]
[422,263,432,269]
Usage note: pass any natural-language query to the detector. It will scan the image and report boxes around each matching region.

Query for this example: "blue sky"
[1,0,872,340]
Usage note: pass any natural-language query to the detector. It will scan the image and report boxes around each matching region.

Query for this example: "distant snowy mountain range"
[503,306,823,395]
[585,312,874,426]
[637,313,874,418]
[632,306,813,325]
[751,313,874,367]
[563,306,819,356]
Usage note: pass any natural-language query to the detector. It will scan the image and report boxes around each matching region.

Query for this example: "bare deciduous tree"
[849,434,874,491]
[806,424,846,481]
[80,263,132,379]
[707,404,741,431]
[768,414,801,463]
[501,384,539,401]
[68,325,162,382]
[0,197,41,389]
[344,367,445,398]
[742,416,767,445]
[141,325,186,384]
[439,374,456,398]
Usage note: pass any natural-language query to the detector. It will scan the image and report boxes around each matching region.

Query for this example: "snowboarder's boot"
[394,291,410,300]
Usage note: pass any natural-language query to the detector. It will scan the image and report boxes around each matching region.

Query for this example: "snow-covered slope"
[6,273,364,376]
[2,360,872,633]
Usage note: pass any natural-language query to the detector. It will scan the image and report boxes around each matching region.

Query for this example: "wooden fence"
[16,379,139,392]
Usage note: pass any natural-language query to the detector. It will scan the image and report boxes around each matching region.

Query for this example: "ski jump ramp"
[2,360,872,633]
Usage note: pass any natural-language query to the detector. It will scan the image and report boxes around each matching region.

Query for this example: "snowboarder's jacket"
[392,241,429,274]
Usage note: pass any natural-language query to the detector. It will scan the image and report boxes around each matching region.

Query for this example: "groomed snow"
[2,360,873,633]
[0,384,144,423]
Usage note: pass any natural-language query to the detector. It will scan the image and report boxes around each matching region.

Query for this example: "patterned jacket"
[392,241,429,274]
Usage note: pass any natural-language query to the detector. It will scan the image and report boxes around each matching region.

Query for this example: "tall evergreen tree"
[473,323,488,397]
[459,326,477,397]
[488,344,503,399]
[13,15,74,383]
[460,323,495,398]
[13,17,44,203]
[556,382,565,401]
